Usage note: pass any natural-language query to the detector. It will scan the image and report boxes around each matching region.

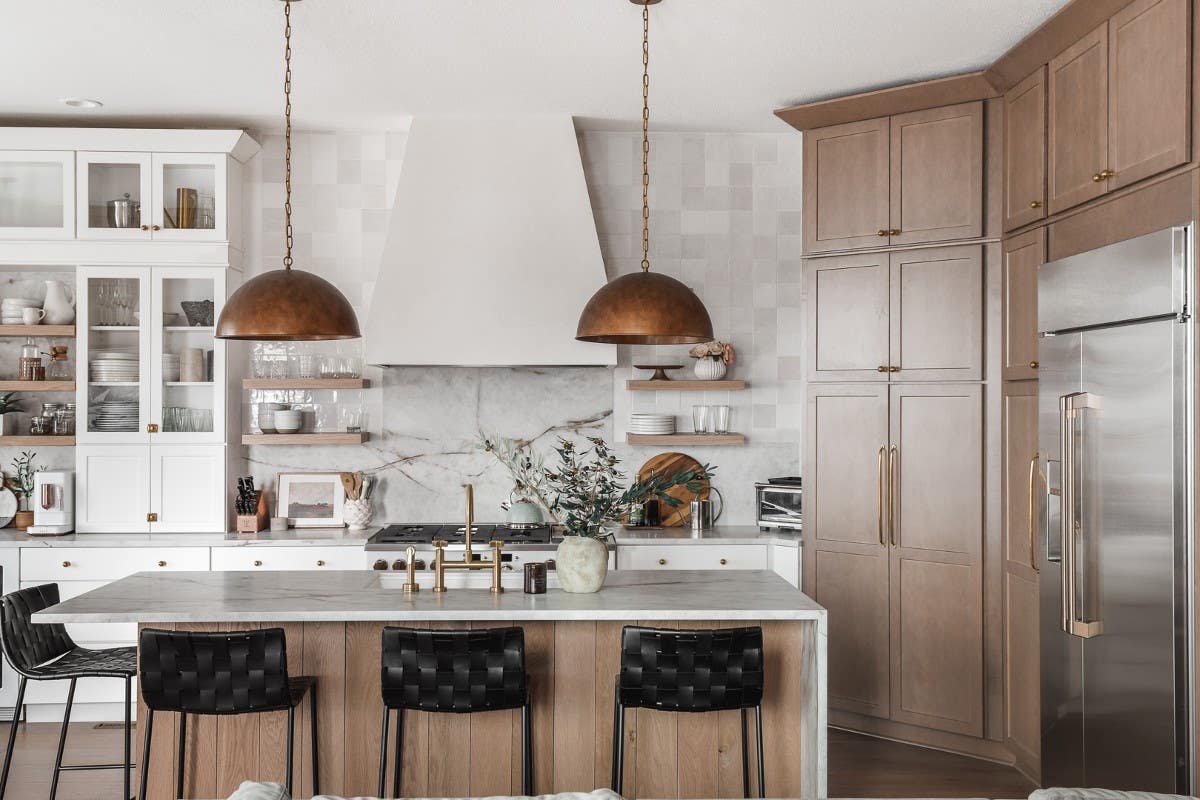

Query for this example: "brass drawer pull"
[1030,200,1042,209]
[719,558,728,565]
[316,560,325,567]
[157,560,166,567]
[658,558,666,566]
[61,561,70,568]
[1030,360,1040,369]
[253,560,263,567]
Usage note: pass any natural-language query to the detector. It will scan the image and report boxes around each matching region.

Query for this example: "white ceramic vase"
[555,535,609,593]
[344,498,373,530]
[42,280,75,325]
[694,357,727,380]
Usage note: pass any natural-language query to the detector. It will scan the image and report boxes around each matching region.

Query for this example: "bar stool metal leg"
[48,678,77,800]
[521,698,533,795]
[755,704,765,798]
[391,709,403,799]
[177,712,187,800]
[124,677,132,800]
[741,707,750,798]
[611,675,624,795]
[137,709,154,800]
[0,675,27,800]
[285,706,295,797]
[309,684,320,796]
[377,708,390,798]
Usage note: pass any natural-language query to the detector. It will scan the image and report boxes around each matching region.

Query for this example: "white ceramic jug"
[42,281,75,325]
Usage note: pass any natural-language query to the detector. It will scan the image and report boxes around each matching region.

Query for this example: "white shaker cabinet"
[0,151,75,239]
[75,445,153,532]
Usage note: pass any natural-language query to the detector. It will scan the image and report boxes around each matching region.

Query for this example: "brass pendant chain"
[282,0,295,271]
[640,1,651,273]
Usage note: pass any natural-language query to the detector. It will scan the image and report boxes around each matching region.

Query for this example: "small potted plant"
[6,450,43,530]
[0,392,23,437]
[689,340,735,380]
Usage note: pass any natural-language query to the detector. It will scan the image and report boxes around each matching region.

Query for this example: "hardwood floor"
[1,721,1037,799]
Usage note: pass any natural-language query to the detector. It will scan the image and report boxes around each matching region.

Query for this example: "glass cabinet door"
[76,266,152,443]
[0,151,74,239]
[76,152,153,239]
[150,268,225,443]
[151,154,226,241]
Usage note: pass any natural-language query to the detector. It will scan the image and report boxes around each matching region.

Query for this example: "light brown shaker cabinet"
[1003,68,1047,231]
[807,246,982,383]
[1047,0,1189,216]
[804,382,984,735]
[1002,229,1045,381]
[803,102,982,255]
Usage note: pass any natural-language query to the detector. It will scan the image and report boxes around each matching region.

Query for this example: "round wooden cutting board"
[636,452,710,527]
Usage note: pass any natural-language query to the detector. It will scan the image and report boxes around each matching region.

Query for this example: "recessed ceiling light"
[60,98,103,109]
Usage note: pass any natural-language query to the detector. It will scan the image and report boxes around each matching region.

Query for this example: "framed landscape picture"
[277,472,345,528]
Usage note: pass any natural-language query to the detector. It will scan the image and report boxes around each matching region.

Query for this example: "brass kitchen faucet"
[432,484,505,593]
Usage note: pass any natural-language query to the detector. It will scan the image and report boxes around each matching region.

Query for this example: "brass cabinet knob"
[877,365,888,372]
[888,365,901,373]
[253,560,263,567]
[1030,360,1040,369]
[61,561,70,568]
[151,224,161,231]
[147,513,158,522]
[658,558,666,565]
[1030,200,1042,209]
[157,560,166,567]
[316,560,325,567]
[876,229,888,237]
[1092,172,1105,182]
[888,228,901,236]
[1099,169,1115,180]
[147,424,159,433]
[140,225,149,231]
[719,558,728,565]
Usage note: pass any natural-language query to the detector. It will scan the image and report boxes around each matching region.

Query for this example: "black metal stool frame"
[378,626,532,798]
[611,625,766,798]
[136,627,318,800]
[0,583,135,800]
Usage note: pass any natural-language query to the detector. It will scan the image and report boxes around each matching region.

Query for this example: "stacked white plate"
[2,298,38,325]
[92,401,139,432]
[629,413,675,435]
[90,350,139,383]
[162,353,181,382]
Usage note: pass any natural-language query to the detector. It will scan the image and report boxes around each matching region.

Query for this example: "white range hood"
[365,116,617,367]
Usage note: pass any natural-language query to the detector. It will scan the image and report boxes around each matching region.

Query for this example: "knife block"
[236,491,270,533]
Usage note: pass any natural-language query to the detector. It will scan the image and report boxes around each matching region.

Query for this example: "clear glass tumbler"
[710,404,730,434]
[691,405,709,434]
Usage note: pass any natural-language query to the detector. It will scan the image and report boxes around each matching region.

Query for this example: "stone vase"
[555,535,609,593]
[694,357,727,381]
[343,498,373,530]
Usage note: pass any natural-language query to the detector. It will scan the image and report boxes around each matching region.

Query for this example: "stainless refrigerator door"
[1040,332,1085,788]
[1080,320,1182,792]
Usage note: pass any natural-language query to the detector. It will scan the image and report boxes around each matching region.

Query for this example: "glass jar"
[46,345,70,381]
[29,415,50,436]
[18,337,42,381]
[54,405,75,436]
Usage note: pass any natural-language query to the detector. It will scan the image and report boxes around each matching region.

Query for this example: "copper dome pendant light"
[575,0,713,345]
[216,0,360,341]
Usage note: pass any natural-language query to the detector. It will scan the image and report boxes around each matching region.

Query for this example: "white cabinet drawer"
[211,546,363,572]
[21,547,209,582]
[618,544,768,571]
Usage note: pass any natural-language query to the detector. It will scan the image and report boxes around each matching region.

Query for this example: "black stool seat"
[137,627,318,799]
[378,626,532,797]
[613,625,766,798]
[0,583,137,800]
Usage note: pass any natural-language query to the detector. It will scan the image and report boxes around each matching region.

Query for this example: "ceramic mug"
[22,308,45,326]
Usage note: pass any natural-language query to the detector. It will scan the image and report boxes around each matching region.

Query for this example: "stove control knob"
[372,559,388,571]
[415,559,427,570]
[392,559,406,571]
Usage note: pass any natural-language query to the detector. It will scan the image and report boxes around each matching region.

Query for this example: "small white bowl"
[273,409,302,434]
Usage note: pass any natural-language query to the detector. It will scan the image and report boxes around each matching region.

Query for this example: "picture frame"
[276,472,346,528]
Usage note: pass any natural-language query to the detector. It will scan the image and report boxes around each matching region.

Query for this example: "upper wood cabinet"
[1002,228,1045,381]
[1048,0,1189,215]
[1003,69,1047,230]
[803,118,891,253]
[804,102,983,254]
[807,246,983,383]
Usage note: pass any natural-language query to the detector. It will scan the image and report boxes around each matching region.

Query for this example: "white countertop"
[0,525,800,548]
[35,569,824,623]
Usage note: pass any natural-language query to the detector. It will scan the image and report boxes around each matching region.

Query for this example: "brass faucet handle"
[402,546,420,593]
[488,539,505,549]
[432,539,449,548]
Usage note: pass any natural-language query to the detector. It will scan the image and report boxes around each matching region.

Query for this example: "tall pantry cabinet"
[802,100,1000,753]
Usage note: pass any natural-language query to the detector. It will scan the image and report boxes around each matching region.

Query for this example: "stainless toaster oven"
[755,479,802,530]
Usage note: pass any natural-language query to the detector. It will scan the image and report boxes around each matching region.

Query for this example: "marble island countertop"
[0,524,800,548]
[35,569,824,623]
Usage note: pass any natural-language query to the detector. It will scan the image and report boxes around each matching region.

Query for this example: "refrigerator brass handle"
[1027,455,1041,573]
[877,446,887,546]
[1059,392,1103,639]
[888,445,898,547]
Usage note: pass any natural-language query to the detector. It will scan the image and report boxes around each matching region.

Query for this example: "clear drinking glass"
[691,405,709,434]
[710,404,730,434]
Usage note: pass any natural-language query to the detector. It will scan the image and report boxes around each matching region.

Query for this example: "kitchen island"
[38,569,826,800]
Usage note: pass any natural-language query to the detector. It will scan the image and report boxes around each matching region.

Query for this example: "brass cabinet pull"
[157,560,166,567]
[719,558,728,565]
[877,365,888,373]
[147,423,159,433]
[1027,456,1041,573]
[876,229,888,237]
[1099,169,1115,180]
[253,560,263,567]
[61,561,70,568]
[887,365,900,373]
[888,228,901,236]
[658,558,666,566]
[877,446,887,546]
[147,513,158,522]
[1030,200,1043,209]
[140,225,149,231]
[888,445,898,547]
[1092,172,1105,182]
[151,224,161,231]
[1030,360,1040,369]
[316,560,325,567]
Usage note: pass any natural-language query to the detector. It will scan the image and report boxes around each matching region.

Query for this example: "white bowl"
[273,409,302,434]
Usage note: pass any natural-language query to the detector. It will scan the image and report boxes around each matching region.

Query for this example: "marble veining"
[36,569,825,623]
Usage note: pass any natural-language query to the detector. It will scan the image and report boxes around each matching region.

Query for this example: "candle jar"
[523,562,547,594]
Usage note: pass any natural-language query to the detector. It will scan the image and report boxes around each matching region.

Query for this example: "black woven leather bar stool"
[137,627,318,800]
[378,626,532,798]
[612,625,766,798]
[0,583,136,800]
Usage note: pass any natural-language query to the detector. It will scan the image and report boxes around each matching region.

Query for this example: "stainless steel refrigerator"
[1038,225,1194,792]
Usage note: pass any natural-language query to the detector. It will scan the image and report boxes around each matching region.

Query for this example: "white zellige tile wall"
[241,129,805,524]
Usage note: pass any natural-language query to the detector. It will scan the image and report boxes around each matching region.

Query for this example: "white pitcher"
[42,280,74,325]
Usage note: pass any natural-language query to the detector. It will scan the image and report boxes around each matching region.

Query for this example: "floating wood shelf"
[164,326,214,332]
[242,378,370,390]
[88,325,139,332]
[0,381,75,392]
[242,432,368,445]
[0,436,75,446]
[626,433,745,446]
[0,325,75,338]
[164,381,214,387]
[627,379,747,391]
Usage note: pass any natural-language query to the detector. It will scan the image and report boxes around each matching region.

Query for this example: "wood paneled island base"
[35,569,826,800]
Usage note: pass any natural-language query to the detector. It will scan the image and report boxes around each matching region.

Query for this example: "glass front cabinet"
[0,151,75,239]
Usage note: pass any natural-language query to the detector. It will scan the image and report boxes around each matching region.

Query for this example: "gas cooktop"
[366,523,554,550]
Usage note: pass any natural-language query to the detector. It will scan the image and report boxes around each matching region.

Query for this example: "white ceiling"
[1,0,1070,133]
